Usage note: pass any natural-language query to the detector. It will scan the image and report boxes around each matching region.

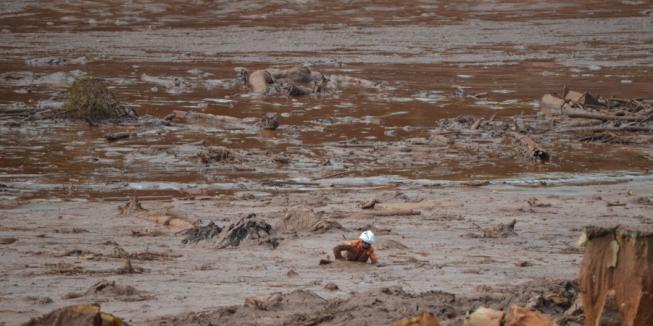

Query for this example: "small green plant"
[64,76,131,122]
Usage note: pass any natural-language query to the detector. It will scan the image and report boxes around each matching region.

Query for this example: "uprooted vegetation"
[214,213,281,249]
[63,76,137,122]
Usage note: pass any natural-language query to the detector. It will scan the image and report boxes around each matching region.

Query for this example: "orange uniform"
[333,239,378,264]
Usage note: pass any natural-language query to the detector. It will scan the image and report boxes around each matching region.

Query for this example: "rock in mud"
[181,221,223,245]
[578,226,653,326]
[215,213,279,249]
[21,304,129,326]
[276,208,343,234]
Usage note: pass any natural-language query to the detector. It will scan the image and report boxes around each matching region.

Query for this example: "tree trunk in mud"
[578,227,653,326]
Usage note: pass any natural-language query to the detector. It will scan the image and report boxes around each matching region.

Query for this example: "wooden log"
[565,109,646,122]
[509,132,550,162]
[173,110,248,129]
[560,126,653,133]
[470,117,483,130]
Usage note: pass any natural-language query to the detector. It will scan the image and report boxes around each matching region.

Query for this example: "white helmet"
[359,230,375,245]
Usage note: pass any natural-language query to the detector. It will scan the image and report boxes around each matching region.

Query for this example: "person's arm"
[369,253,378,265]
[333,244,349,260]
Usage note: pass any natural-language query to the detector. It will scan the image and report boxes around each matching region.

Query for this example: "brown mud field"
[1,1,653,325]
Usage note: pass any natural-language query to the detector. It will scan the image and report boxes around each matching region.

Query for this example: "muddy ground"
[1,0,653,325]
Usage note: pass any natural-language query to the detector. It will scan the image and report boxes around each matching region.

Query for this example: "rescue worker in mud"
[333,230,378,265]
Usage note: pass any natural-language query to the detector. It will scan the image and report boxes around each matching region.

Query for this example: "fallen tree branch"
[565,110,647,122]
[559,126,653,133]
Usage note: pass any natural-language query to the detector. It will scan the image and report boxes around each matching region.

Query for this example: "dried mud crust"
[149,280,582,326]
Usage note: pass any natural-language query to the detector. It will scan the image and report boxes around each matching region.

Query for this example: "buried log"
[509,132,550,163]
[565,109,648,122]
[172,110,249,129]
[119,197,195,230]
[578,226,653,326]
[104,132,131,142]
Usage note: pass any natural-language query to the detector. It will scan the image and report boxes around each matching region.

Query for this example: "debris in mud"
[181,221,223,245]
[61,76,137,123]
[119,198,195,230]
[238,65,327,96]
[527,198,552,208]
[65,280,154,302]
[393,313,440,326]
[214,213,280,249]
[319,258,332,265]
[324,282,339,291]
[119,196,146,215]
[117,258,145,274]
[0,237,17,245]
[470,219,517,238]
[361,198,380,209]
[173,110,249,130]
[26,56,87,66]
[151,279,588,326]
[286,269,299,277]
[465,305,555,326]
[630,196,653,205]
[578,226,653,326]
[259,112,279,130]
[141,73,192,94]
[104,132,132,142]
[21,304,129,326]
[335,208,422,219]
[130,229,166,237]
[24,296,53,305]
[510,132,550,163]
[276,208,343,234]
[197,146,235,164]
